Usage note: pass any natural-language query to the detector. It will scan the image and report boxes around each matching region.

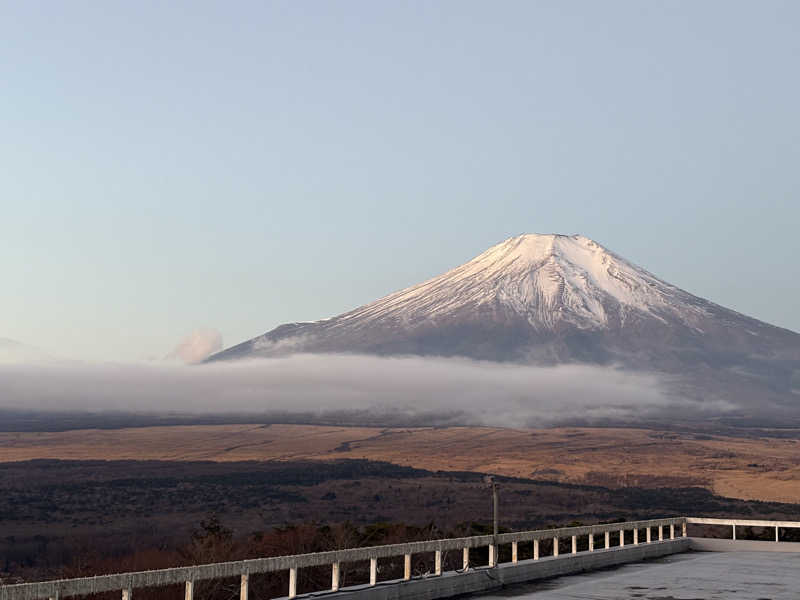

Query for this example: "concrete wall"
[313,539,690,600]
[689,538,800,553]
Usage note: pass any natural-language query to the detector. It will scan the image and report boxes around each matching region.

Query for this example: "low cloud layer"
[0,354,741,427]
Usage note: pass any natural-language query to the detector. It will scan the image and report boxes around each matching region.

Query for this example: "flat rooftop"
[480,551,800,599]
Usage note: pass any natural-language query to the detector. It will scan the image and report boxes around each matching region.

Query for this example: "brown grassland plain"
[2,424,800,503]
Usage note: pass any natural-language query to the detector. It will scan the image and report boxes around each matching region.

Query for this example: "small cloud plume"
[166,329,223,364]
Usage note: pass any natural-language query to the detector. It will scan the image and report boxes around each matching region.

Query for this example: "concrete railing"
[0,518,687,600]
[687,517,800,542]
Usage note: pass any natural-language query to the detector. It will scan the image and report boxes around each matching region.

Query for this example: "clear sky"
[2,0,798,361]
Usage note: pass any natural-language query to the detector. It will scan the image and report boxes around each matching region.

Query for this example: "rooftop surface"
[481,551,800,599]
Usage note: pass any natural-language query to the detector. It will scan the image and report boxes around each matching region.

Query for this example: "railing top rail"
[0,517,686,600]
[495,517,682,544]
[686,517,800,528]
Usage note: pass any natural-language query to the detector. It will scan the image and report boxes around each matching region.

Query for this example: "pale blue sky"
[2,1,798,361]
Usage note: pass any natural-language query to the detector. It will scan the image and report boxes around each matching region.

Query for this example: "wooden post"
[489,544,497,567]
[369,557,377,586]
[435,550,442,575]
[288,568,296,599]
[241,574,249,600]
[185,581,193,600]
[571,536,576,554]
[553,537,559,557]
[511,541,518,563]
[331,562,340,591]
[404,554,412,580]
[533,539,539,560]
[462,548,469,571]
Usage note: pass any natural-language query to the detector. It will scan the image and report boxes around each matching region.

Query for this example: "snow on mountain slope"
[332,234,707,332]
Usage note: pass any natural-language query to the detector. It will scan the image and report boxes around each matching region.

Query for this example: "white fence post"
[589,533,594,552]
[553,537,559,557]
[404,554,412,580]
[462,548,469,571]
[571,536,576,554]
[512,541,518,563]
[122,589,132,600]
[331,562,340,591]
[646,527,651,543]
[288,568,297,599]
[605,531,610,549]
[435,550,442,575]
[184,581,193,600]
[241,574,249,600]
[619,530,624,547]
[369,557,377,586]
[534,539,539,560]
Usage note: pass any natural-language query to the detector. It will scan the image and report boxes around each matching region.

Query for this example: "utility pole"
[484,475,499,567]
[483,475,499,535]
[492,480,498,536]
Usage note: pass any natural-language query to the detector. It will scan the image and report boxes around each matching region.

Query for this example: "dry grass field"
[2,424,800,503]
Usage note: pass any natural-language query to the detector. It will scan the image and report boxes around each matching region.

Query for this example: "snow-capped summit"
[334,233,705,333]
[208,234,800,409]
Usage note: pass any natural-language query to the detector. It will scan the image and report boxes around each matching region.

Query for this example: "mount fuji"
[208,234,800,411]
